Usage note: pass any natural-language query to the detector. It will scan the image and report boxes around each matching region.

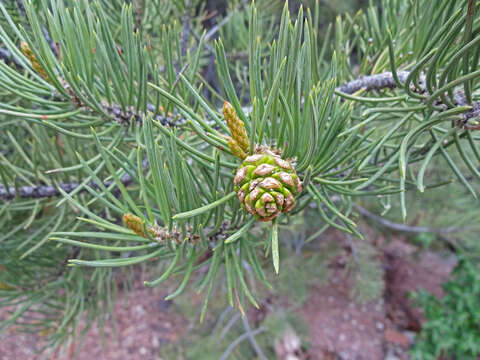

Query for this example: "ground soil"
[0,229,456,360]
[294,230,456,360]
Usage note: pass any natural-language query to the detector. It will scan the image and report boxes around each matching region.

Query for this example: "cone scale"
[233,150,303,222]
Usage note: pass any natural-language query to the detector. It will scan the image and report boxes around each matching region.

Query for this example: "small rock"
[404,330,417,344]
[339,333,346,342]
[139,347,147,355]
[376,322,385,332]
[384,349,400,360]
[274,330,304,360]
[134,305,145,315]
[394,346,404,356]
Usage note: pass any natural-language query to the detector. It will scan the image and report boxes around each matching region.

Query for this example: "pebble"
[394,346,404,356]
[385,352,400,360]
[134,305,146,315]
[376,322,385,331]
[404,330,416,344]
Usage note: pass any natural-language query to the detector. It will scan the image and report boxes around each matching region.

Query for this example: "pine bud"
[122,213,200,244]
[223,101,250,154]
[122,213,155,238]
[20,41,50,81]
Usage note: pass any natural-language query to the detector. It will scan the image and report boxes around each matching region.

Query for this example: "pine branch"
[337,71,411,93]
[353,203,460,234]
[103,101,183,127]
[1,69,479,200]
[0,158,149,200]
[6,29,475,129]
[219,326,267,360]
[242,315,268,360]
[337,71,480,125]
[0,178,122,200]
[354,204,470,254]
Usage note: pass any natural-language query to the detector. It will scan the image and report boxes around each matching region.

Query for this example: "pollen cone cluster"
[234,150,302,222]
[223,101,250,159]
[20,41,50,81]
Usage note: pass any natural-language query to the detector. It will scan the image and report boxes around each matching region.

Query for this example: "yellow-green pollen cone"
[233,150,303,222]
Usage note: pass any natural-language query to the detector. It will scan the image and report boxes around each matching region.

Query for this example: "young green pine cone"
[234,150,303,222]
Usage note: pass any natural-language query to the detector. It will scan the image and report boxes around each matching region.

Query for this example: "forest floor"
[0,227,456,360]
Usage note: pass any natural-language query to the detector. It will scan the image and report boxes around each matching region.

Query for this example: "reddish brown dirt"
[0,231,456,360]
[383,239,456,331]
[295,233,456,360]
[0,286,187,360]
[0,320,41,360]
[74,286,187,360]
[300,279,386,360]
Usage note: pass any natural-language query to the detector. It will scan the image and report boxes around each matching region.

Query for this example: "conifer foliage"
[0,0,479,354]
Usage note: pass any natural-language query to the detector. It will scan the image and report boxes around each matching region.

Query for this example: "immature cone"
[234,150,302,222]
